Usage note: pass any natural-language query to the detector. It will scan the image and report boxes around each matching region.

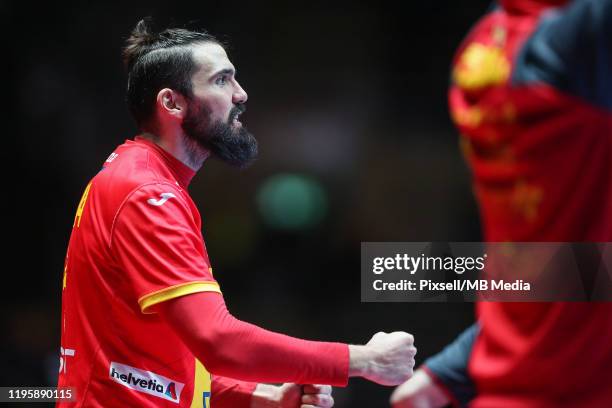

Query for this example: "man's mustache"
[229,104,246,122]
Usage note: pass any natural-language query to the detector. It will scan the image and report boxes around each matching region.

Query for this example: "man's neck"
[141,132,210,171]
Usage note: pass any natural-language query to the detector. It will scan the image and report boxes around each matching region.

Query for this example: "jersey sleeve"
[159,291,350,386]
[512,0,612,110]
[211,376,257,408]
[110,183,220,314]
[423,323,480,408]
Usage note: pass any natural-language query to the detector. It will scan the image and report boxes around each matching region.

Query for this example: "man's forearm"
[160,292,349,385]
[160,292,416,387]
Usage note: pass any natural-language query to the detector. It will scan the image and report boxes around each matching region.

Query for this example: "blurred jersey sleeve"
[513,0,612,110]
[423,323,480,408]
[110,183,220,314]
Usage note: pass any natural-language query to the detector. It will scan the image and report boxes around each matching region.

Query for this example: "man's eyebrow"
[211,68,236,78]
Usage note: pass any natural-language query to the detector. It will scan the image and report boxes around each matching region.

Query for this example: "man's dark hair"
[123,18,220,128]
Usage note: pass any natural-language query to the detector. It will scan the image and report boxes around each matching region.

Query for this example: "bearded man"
[56,19,417,408]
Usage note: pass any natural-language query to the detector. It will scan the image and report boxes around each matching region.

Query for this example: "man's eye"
[215,76,227,86]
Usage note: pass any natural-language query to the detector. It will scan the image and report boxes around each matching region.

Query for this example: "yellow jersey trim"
[191,358,212,408]
[139,281,221,314]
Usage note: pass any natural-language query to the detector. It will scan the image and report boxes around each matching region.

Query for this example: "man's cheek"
[210,104,232,123]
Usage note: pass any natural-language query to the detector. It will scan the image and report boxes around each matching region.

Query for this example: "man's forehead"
[192,42,234,76]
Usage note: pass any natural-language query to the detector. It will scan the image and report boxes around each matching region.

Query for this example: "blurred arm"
[390,368,450,408]
[391,324,479,408]
[513,0,612,110]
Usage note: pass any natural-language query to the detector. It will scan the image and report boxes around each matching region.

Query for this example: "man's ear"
[156,88,188,121]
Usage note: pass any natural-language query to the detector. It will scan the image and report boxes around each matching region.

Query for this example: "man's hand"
[349,332,417,386]
[251,383,334,408]
[299,384,334,408]
[390,368,449,408]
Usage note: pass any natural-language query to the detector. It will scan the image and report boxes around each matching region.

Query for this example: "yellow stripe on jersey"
[73,181,92,228]
[138,281,221,314]
[62,264,68,290]
[191,358,212,408]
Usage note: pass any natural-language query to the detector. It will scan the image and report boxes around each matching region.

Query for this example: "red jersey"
[58,137,219,407]
[449,0,612,406]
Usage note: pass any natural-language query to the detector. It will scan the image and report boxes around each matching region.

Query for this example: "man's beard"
[182,102,258,168]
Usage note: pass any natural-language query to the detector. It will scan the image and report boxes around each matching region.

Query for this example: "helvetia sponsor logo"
[109,362,184,403]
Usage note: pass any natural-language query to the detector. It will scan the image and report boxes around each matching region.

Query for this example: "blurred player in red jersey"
[57,19,418,408]
[391,0,612,406]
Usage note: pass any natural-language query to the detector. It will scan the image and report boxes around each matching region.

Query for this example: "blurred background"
[4,0,488,405]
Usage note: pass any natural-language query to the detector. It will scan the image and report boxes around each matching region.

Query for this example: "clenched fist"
[252,383,334,408]
[349,332,417,386]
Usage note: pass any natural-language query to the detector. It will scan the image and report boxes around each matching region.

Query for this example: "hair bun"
[123,18,158,69]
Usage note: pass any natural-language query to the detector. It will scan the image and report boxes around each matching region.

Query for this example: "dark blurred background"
[4,0,489,406]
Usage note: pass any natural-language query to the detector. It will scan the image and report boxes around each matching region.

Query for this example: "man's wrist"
[348,344,373,378]
[250,384,280,408]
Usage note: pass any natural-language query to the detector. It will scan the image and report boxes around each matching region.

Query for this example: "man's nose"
[233,81,248,104]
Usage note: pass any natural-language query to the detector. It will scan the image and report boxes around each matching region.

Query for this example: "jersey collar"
[133,136,197,188]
